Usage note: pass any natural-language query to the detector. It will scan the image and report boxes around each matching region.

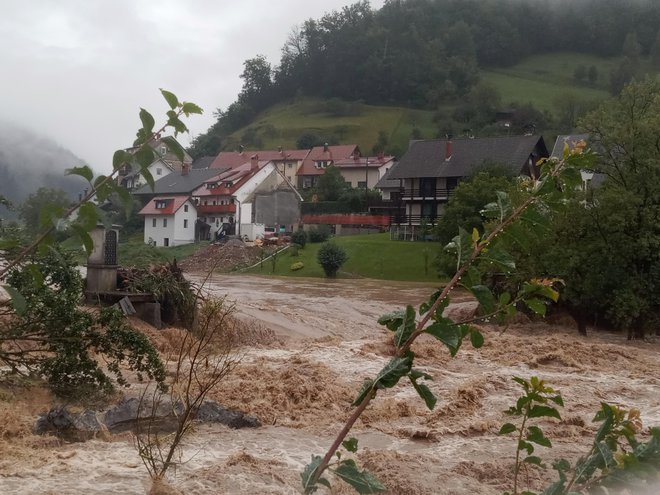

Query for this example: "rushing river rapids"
[1,274,659,494]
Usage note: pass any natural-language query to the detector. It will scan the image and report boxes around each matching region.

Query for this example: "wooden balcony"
[400,188,455,200]
[196,204,236,214]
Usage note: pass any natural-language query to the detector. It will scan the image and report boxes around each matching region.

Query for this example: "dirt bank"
[1,274,659,494]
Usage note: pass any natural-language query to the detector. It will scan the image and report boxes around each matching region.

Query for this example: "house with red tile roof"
[193,154,302,240]
[333,152,395,189]
[138,196,197,246]
[209,147,310,185]
[296,143,360,189]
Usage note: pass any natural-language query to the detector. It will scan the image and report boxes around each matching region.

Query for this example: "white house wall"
[143,200,196,247]
[144,214,175,246]
[133,159,172,189]
[172,201,197,246]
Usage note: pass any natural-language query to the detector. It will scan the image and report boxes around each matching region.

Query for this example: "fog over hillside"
[0,121,89,215]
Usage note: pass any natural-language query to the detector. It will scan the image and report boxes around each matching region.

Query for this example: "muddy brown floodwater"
[1,274,659,494]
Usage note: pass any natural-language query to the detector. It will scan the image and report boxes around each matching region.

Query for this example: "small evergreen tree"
[317,242,348,277]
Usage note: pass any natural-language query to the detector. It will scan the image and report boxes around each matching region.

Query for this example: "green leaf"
[166,110,187,135]
[523,456,545,467]
[334,459,386,494]
[419,289,447,316]
[113,149,134,171]
[136,146,155,169]
[524,298,547,316]
[160,88,179,109]
[342,438,359,453]
[393,305,416,348]
[93,175,114,202]
[65,165,94,184]
[481,245,516,271]
[470,285,496,313]
[70,225,94,256]
[425,320,461,356]
[160,135,186,163]
[518,439,535,455]
[527,426,552,447]
[77,202,98,231]
[373,352,414,390]
[301,455,323,494]
[352,379,374,406]
[470,329,484,348]
[26,264,44,287]
[528,405,561,420]
[499,423,517,435]
[139,108,155,134]
[113,186,134,216]
[181,101,203,116]
[377,310,405,332]
[496,190,512,221]
[2,285,27,315]
[408,371,436,410]
[141,168,155,191]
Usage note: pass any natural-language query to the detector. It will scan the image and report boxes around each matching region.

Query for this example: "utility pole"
[365,155,369,213]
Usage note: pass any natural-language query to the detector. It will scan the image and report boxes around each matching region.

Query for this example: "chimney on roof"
[181,163,189,176]
[377,151,384,160]
[323,142,329,152]
[250,154,259,170]
[445,135,453,162]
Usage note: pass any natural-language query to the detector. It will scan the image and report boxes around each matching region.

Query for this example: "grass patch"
[482,52,614,111]
[247,233,442,282]
[118,240,210,268]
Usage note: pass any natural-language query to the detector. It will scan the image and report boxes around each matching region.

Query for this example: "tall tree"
[19,187,71,232]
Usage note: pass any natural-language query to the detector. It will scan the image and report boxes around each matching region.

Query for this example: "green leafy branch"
[500,376,564,495]
[500,378,660,495]
[0,89,202,288]
[303,151,592,493]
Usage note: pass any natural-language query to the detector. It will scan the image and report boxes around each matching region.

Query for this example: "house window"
[160,145,167,154]
[164,238,169,246]
[210,217,215,223]
[152,218,156,227]
[212,200,217,205]
[357,181,367,189]
[419,178,437,197]
[163,218,168,227]
[224,181,233,188]
[184,219,188,228]
[155,200,167,209]
[287,163,293,169]
[156,167,162,176]
[184,204,188,212]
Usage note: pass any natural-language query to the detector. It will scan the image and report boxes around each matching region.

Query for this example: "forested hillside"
[190,0,660,158]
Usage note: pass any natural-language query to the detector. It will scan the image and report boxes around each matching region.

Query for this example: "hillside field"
[226,52,632,154]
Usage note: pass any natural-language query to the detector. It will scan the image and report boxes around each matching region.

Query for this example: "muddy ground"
[1,274,659,494]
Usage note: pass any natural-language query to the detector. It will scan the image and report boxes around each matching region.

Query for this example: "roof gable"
[132,168,228,195]
[138,196,193,216]
[388,135,548,179]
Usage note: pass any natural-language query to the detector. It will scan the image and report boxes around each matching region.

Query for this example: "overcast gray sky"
[0,0,385,173]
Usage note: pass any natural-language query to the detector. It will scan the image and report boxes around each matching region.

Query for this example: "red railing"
[197,204,236,214]
[303,214,391,226]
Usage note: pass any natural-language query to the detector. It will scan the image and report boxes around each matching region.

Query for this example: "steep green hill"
[481,52,615,111]
[227,98,437,156]
[224,52,630,154]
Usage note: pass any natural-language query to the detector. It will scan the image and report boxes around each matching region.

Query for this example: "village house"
[332,152,395,189]
[193,154,302,240]
[382,135,549,226]
[208,147,309,186]
[138,196,197,247]
[295,143,360,189]
[117,136,193,190]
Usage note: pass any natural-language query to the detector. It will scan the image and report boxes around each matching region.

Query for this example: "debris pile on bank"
[179,240,278,273]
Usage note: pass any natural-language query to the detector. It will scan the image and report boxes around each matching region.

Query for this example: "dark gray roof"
[551,134,590,159]
[388,135,548,179]
[132,168,227,195]
[192,155,216,169]
[375,161,402,189]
